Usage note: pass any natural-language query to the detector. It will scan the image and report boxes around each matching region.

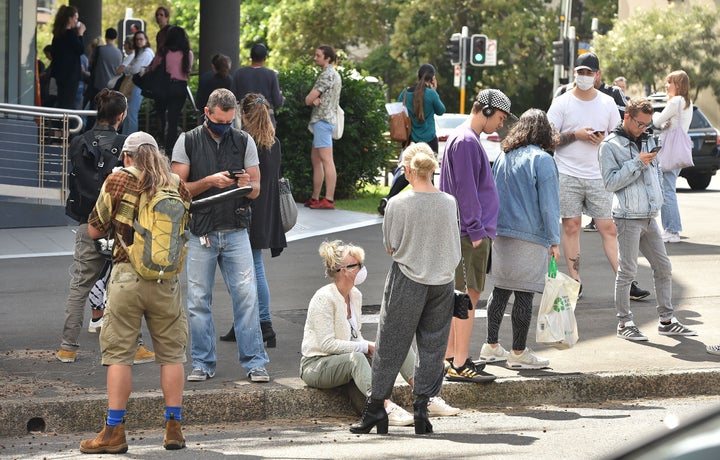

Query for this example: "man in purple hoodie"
[439,88,515,383]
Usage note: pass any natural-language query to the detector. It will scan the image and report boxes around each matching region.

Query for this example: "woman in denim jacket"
[480,109,560,369]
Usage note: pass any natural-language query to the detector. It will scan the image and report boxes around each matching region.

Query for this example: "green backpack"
[117,167,190,280]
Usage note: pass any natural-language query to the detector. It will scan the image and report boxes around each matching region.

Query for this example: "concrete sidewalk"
[1,206,720,437]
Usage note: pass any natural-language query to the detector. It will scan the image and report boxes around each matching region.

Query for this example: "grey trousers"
[615,218,674,323]
[371,262,454,400]
[60,224,107,350]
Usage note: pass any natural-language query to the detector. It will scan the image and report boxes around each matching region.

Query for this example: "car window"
[690,108,711,130]
[436,116,468,130]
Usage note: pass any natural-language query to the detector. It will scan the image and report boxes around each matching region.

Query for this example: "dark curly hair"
[501,108,558,154]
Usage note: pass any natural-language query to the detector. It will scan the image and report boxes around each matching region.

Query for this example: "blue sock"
[165,406,182,422]
[106,409,126,426]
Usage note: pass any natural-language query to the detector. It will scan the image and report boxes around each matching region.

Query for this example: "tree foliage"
[592,5,720,102]
[275,64,394,199]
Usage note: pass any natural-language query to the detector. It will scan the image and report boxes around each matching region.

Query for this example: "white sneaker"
[663,231,681,243]
[386,402,414,426]
[506,348,550,369]
[707,345,720,356]
[88,316,103,333]
[427,396,460,416]
[479,343,510,362]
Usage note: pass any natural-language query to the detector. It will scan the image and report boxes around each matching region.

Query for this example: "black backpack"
[65,131,127,222]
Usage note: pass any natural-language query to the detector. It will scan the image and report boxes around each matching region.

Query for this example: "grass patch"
[334,183,390,214]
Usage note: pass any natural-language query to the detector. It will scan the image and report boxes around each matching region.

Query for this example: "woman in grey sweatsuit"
[351,143,461,435]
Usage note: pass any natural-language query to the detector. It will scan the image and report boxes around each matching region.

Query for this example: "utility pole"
[460,26,469,114]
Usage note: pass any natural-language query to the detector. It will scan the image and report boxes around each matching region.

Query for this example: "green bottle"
[548,256,558,279]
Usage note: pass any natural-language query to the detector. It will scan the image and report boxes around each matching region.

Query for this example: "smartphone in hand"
[227,169,245,177]
[593,130,605,136]
[650,146,661,153]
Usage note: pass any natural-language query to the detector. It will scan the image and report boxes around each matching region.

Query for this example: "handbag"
[452,256,473,319]
[118,74,134,99]
[278,177,298,232]
[133,58,170,100]
[388,91,411,143]
[332,106,344,140]
[658,102,693,172]
[536,257,580,349]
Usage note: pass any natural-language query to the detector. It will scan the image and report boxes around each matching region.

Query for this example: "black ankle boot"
[260,321,276,348]
[219,326,236,342]
[349,398,388,434]
[413,396,433,434]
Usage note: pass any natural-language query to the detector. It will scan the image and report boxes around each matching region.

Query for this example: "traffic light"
[446,33,461,65]
[552,40,568,67]
[469,34,488,66]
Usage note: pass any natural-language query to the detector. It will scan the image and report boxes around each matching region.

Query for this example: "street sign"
[485,39,497,66]
[453,64,461,88]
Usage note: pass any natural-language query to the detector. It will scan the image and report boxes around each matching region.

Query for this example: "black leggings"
[486,287,535,351]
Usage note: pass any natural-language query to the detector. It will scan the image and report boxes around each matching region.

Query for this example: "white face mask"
[354,265,368,286]
[575,75,595,91]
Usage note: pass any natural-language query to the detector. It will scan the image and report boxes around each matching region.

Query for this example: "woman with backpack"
[378,64,445,215]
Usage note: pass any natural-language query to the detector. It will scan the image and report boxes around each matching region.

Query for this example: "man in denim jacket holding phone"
[599,97,697,342]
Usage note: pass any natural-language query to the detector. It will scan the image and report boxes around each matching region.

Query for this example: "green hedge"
[275,64,394,200]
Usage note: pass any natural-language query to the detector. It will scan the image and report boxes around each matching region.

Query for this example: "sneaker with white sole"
[506,348,550,369]
[658,318,697,336]
[617,321,648,341]
[187,367,212,382]
[56,349,77,363]
[88,316,103,333]
[386,402,414,426]
[706,345,720,356]
[662,231,681,243]
[479,343,510,362]
[427,396,460,416]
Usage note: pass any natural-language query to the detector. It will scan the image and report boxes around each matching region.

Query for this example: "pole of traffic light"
[460,26,468,114]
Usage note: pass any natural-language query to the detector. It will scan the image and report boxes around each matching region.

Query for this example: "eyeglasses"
[336,262,363,272]
[630,114,651,130]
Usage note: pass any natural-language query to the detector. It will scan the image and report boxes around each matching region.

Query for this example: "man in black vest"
[170,88,270,383]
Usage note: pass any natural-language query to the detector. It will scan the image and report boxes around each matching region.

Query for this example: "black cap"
[575,52,600,72]
[250,43,268,61]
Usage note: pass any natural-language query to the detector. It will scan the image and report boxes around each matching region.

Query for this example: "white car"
[436,113,502,164]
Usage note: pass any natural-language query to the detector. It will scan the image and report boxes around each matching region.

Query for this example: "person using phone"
[599,97,696,342]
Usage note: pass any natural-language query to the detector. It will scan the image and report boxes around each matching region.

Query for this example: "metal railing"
[0,103,93,204]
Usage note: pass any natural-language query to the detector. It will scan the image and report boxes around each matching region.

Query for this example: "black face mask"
[206,118,233,137]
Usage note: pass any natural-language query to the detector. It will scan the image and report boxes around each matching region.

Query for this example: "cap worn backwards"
[574,52,600,72]
[122,131,159,154]
[476,89,517,120]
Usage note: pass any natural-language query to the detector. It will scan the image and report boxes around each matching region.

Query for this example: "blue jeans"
[661,169,682,233]
[122,86,142,135]
[186,229,269,376]
[252,248,271,323]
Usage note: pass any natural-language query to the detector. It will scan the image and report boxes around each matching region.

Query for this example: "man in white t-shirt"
[548,52,649,301]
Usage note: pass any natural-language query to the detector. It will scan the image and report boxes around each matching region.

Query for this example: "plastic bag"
[536,257,580,349]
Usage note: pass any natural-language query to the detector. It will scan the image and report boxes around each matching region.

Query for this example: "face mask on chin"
[575,75,595,91]
[353,265,367,286]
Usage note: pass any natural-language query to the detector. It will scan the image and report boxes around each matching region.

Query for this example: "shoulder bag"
[658,102,693,172]
[389,90,411,143]
[278,177,298,232]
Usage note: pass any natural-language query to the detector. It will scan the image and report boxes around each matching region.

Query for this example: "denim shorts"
[312,120,334,148]
[559,173,612,219]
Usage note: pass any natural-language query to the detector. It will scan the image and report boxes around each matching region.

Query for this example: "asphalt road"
[2,395,720,459]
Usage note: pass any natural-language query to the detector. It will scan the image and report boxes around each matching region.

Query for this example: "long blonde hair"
[240,93,275,150]
[319,240,365,278]
[130,144,173,198]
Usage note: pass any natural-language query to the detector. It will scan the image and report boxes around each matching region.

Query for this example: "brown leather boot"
[79,420,128,454]
[163,415,186,450]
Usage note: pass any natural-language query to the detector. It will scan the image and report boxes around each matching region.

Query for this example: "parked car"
[649,93,720,190]
[436,113,502,164]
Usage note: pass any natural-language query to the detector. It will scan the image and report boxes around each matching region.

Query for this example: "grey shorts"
[559,173,612,219]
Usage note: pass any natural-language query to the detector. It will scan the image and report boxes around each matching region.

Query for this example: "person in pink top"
[153,26,193,154]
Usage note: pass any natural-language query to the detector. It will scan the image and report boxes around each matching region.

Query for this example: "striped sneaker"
[617,321,648,341]
[658,318,697,336]
[445,359,496,383]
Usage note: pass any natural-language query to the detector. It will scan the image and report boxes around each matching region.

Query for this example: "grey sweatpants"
[371,262,454,400]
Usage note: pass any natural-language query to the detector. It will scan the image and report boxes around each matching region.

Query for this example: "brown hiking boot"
[163,415,186,450]
[79,420,128,454]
